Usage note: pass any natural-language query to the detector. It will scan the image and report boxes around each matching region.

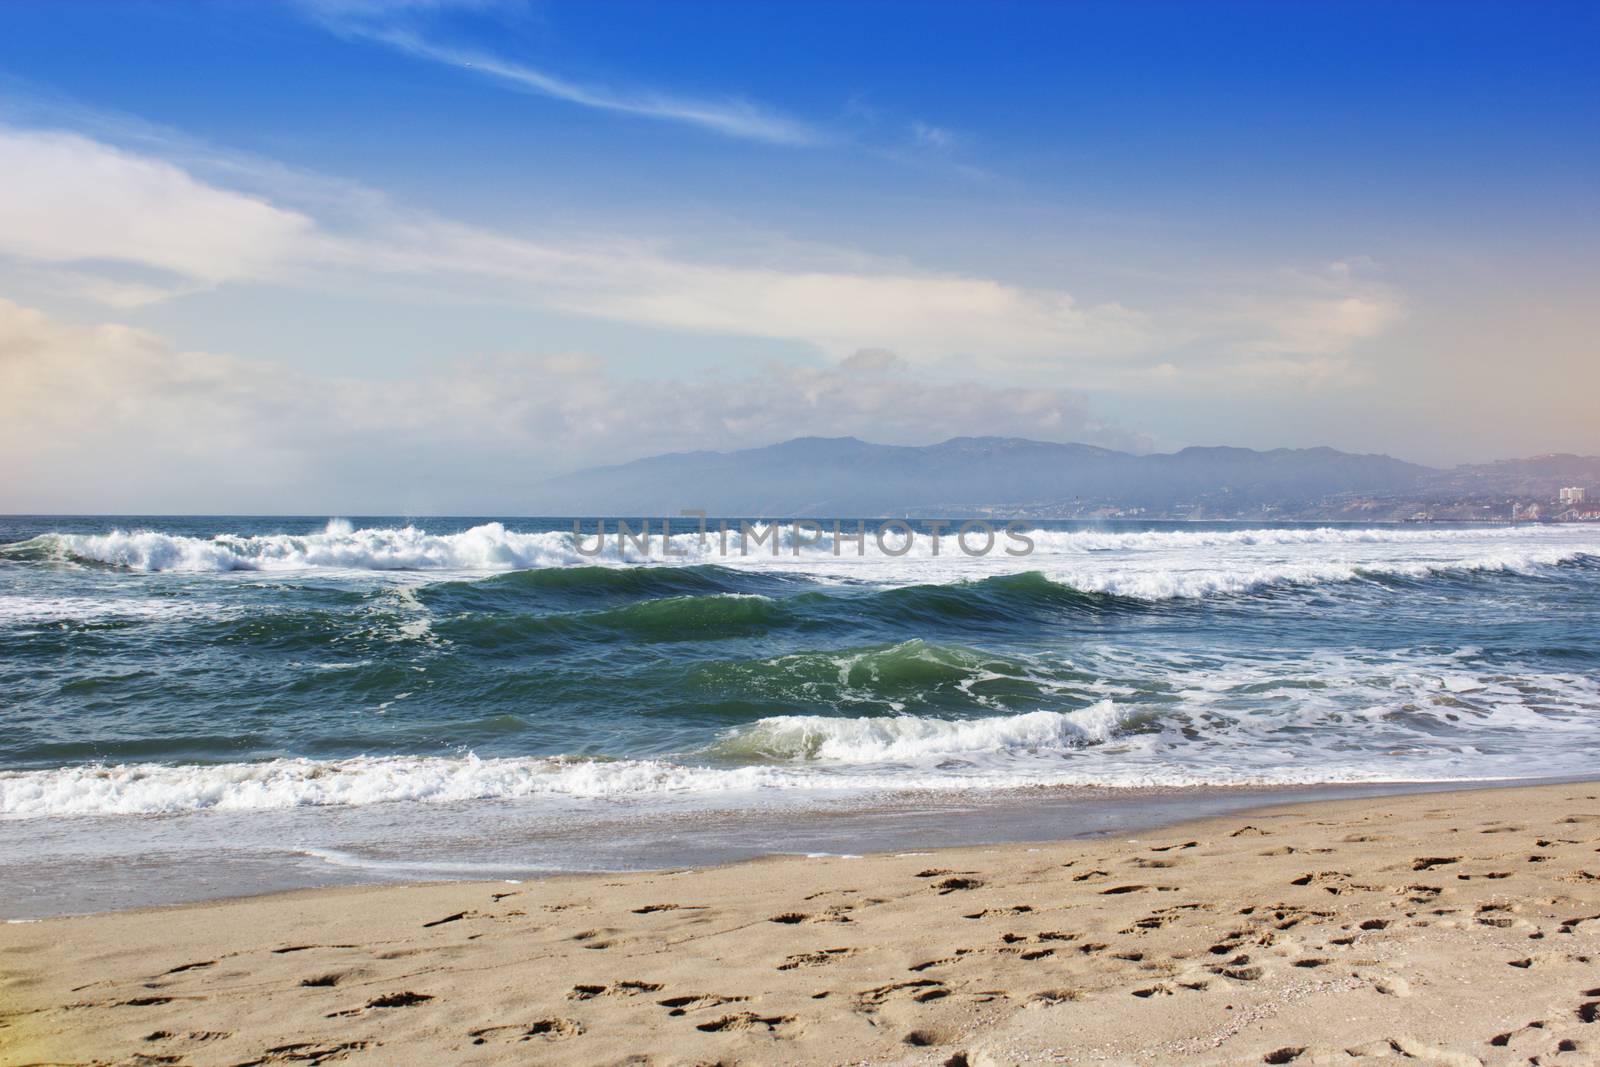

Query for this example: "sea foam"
[13,522,1598,605]
[0,755,795,817]
[0,746,1505,819]
[709,701,1131,762]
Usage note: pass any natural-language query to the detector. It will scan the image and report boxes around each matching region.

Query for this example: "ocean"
[2,516,1597,917]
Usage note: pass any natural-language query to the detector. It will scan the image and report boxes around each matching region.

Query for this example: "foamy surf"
[0,749,1515,820]
[709,701,1133,762]
[16,520,588,573]
[0,754,796,817]
[8,520,1598,606]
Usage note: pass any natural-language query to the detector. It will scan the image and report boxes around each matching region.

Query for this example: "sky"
[0,0,1595,513]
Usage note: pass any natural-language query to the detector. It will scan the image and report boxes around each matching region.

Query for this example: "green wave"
[686,638,1097,710]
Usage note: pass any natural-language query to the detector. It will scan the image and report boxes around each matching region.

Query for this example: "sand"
[3,783,1599,1066]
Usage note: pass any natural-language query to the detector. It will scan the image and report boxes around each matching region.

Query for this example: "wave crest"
[13,521,591,572]
[5,522,1597,615]
[708,701,1132,763]
[0,755,796,817]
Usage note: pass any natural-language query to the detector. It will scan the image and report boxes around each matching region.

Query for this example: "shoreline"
[4,781,1598,1065]
[1,775,1579,921]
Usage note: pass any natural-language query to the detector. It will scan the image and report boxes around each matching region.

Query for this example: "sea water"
[2,516,1596,915]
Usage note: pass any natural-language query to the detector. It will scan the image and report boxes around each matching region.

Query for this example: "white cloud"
[1242,267,1404,358]
[534,255,1152,361]
[0,123,1154,362]
[1219,262,1404,388]
[0,300,1147,512]
[1248,294,1401,361]
[0,123,1405,379]
[1112,260,1405,392]
[0,127,315,287]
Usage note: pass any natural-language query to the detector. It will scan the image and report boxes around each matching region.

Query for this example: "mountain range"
[528,437,1600,520]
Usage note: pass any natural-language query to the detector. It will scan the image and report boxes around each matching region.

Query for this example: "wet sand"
[3,781,1599,1066]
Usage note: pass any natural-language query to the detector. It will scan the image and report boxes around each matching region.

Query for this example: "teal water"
[1,516,1597,913]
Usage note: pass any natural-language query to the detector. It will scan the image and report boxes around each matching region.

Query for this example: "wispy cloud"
[0,123,1150,361]
[302,1,819,146]
[385,30,818,145]
[911,121,956,150]
[0,122,1404,377]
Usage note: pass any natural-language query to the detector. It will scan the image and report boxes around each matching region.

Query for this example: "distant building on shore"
[1559,486,1588,504]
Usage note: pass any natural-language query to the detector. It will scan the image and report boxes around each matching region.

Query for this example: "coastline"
[4,781,1598,1065]
[0,776,1569,921]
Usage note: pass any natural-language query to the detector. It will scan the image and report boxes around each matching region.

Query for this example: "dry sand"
[3,782,1599,1066]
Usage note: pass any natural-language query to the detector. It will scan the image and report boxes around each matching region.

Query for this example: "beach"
[4,781,1598,1066]
[5,0,1598,1060]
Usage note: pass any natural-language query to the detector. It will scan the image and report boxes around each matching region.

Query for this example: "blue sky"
[0,0,1595,511]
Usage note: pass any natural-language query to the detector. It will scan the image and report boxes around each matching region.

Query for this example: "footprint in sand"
[695,1011,794,1033]
[159,960,217,976]
[962,905,1032,919]
[777,948,857,970]
[143,1030,231,1044]
[932,876,985,893]
[298,972,354,988]
[909,954,967,972]
[571,927,622,949]
[1207,955,1264,981]
[657,993,749,1016]
[327,991,434,1017]
[1488,1019,1547,1047]
[568,981,662,1000]
[1125,905,1206,933]
[235,1039,372,1059]
[470,1018,584,1043]
[857,979,949,1006]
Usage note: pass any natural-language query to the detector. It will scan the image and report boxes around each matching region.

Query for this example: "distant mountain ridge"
[523,436,1593,519]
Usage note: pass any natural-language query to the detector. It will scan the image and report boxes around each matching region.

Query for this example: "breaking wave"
[7,519,1590,577]
[1040,549,1598,601]
[707,700,1134,762]
[8,521,586,573]
[0,746,1517,821]
[0,755,799,817]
